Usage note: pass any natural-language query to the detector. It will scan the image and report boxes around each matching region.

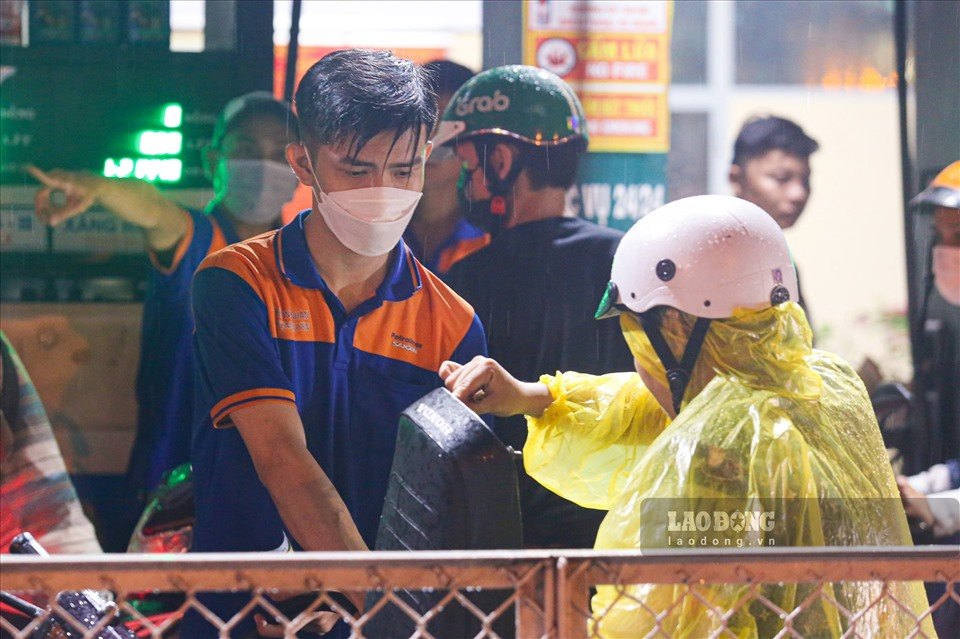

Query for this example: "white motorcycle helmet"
[595,194,799,413]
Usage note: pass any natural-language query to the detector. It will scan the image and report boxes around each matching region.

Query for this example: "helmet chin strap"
[477,140,523,210]
[638,312,712,416]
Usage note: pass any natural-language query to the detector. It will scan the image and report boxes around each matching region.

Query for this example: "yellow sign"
[523,0,672,153]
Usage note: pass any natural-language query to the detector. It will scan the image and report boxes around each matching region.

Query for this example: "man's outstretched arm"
[29,165,189,253]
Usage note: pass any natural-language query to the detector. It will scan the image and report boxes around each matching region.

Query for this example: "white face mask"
[219,159,299,225]
[304,154,422,257]
[932,244,960,306]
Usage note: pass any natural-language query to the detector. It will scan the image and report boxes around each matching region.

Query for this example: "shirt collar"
[277,210,422,302]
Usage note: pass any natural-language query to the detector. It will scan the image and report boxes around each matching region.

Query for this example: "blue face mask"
[218,159,298,225]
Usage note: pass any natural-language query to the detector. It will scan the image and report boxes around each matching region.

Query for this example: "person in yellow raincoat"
[440,194,935,638]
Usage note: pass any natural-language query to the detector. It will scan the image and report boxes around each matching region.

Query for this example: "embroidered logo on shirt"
[391,332,422,354]
[277,309,310,332]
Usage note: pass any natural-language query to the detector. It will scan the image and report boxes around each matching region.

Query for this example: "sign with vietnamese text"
[524,0,671,153]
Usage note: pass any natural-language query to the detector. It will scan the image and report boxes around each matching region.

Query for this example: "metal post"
[284,0,302,102]
[515,561,551,638]
[705,0,735,196]
[555,556,590,639]
[235,0,275,95]
[482,0,523,69]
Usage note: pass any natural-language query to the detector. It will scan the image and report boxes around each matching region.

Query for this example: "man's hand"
[252,588,364,636]
[439,356,552,418]
[28,165,103,227]
[897,476,936,528]
[254,611,341,637]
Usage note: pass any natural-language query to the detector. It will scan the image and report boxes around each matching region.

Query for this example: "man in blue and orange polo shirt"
[184,49,487,637]
[30,93,301,536]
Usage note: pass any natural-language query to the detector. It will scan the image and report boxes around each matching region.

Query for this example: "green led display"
[103,158,135,178]
[138,130,183,156]
[102,102,185,183]
[104,158,182,183]
[163,103,183,128]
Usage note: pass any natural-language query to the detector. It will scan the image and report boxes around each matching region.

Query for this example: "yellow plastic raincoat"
[524,302,935,638]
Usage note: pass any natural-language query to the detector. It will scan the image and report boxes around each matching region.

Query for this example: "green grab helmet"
[432,64,588,150]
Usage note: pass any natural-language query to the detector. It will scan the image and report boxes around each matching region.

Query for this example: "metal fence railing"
[1,546,957,638]
[555,546,958,639]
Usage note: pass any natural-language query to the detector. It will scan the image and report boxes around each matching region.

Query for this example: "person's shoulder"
[800,349,882,427]
[416,262,477,324]
[198,229,279,275]
[562,217,625,244]
[195,230,282,298]
[806,349,867,394]
[807,349,858,379]
[364,259,482,368]
[442,241,491,285]
[553,217,624,264]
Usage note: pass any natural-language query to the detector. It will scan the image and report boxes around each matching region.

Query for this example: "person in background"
[1,331,101,554]
[436,65,635,549]
[728,115,818,319]
[183,49,487,638]
[29,93,300,521]
[898,457,960,637]
[912,160,960,462]
[897,160,960,639]
[898,460,960,540]
[403,59,488,275]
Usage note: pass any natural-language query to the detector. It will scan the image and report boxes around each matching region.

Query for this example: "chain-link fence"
[1,547,957,638]
[556,546,958,639]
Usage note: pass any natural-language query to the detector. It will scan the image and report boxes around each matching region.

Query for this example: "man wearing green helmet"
[435,65,634,548]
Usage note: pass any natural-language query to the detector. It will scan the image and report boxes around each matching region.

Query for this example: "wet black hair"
[519,141,584,190]
[732,116,819,167]
[422,59,475,99]
[295,49,438,161]
[211,92,299,149]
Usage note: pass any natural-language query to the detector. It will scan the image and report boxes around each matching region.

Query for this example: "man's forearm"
[98,178,189,248]
[230,402,370,552]
[260,455,368,552]
[257,451,370,614]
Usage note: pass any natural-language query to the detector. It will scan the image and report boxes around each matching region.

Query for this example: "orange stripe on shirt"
[197,232,336,344]
[197,229,278,292]
[354,261,476,370]
[211,387,296,427]
[436,234,491,274]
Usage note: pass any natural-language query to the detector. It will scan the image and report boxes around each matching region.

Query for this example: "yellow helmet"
[911,160,960,208]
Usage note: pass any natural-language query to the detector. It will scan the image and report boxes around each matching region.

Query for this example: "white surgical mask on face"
[932,244,960,306]
[303,153,422,257]
[220,159,298,225]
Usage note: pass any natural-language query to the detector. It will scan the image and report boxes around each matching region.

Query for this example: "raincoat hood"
[621,301,820,412]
